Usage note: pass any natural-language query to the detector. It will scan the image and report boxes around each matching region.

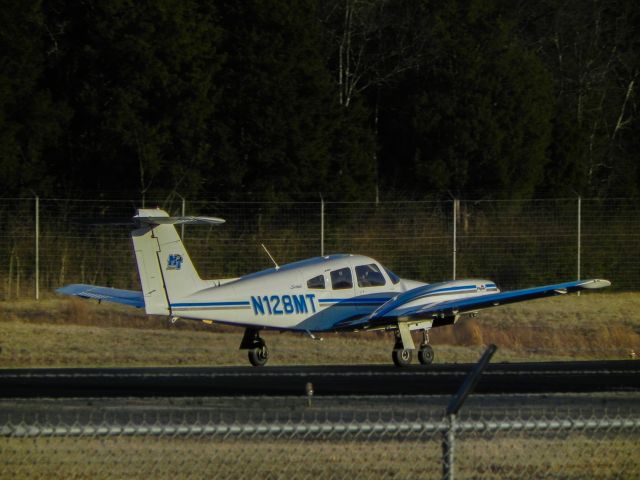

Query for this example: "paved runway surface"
[2,393,640,426]
[1,360,638,397]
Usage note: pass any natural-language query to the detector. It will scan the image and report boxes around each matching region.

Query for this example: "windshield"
[384,267,401,285]
[356,263,386,287]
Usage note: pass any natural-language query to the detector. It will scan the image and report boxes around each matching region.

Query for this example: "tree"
[317,0,434,198]
[0,0,69,196]
[215,0,375,201]
[377,0,554,199]
[319,0,428,108]
[520,0,640,197]
[43,0,225,200]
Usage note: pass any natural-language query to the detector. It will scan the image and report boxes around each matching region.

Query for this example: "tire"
[418,344,435,365]
[392,348,412,367]
[248,345,269,367]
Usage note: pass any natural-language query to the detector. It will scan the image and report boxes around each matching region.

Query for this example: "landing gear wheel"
[392,348,413,367]
[248,345,269,367]
[418,344,435,365]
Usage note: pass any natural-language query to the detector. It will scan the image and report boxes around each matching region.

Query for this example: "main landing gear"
[240,328,269,367]
[391,328,435,367]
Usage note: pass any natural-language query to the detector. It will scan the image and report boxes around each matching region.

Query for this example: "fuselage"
[167,254,499,332]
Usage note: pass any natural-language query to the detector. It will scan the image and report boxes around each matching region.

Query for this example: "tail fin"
[130,208,224,315]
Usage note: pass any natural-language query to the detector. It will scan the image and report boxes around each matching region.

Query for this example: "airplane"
[58,208,611,367]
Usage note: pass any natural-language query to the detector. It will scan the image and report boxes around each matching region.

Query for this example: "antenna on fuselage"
[261,244,280,270]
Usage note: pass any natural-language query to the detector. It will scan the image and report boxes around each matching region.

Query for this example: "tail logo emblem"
[167,254,183,270]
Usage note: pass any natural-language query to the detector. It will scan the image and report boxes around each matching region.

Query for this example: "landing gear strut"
[418,330,434,365]
[391,333,413,367]
[240,328,269,367]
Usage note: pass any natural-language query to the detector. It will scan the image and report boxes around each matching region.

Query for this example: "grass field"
[1,292,639,367]
[2,431,638,479]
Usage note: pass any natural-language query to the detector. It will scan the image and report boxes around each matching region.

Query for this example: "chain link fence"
[1,407,639,479]
[1,197,639,300]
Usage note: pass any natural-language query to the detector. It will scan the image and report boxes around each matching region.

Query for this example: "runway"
[2,392,640,426]
[1,360,638,397]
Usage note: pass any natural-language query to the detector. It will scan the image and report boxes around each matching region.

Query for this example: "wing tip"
[56,284,89,296]
[580,279,611,289]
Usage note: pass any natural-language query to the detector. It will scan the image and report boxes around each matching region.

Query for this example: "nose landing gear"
[418,330,435,365]
[391,328,434,367]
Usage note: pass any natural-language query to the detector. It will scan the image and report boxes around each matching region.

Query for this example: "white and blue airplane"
[58,208,611,367]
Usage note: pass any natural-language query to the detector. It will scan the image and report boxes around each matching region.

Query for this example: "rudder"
[131,209,208,315]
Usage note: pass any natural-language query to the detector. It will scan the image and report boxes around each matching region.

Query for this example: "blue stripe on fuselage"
[319,297,389,305]
[171,301,250,307]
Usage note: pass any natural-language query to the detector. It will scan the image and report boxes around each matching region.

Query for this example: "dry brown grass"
[0,292,639,367]
[2,432,637,479]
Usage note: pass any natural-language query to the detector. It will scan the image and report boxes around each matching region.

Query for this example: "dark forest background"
[1,0,638,201]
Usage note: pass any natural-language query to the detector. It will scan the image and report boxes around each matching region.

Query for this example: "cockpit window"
[330,267,353,290]
[307,274,325,289]
[384,267,401,285]
[356,264,386,287]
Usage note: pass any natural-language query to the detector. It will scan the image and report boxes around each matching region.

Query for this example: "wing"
[335,279,611,331]
[57,284,144,308]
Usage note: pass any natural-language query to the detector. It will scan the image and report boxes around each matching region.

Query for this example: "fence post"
[443,344,497,480]
[181,195,186,241]
[173,192,186,240]
[320,196,325,257]
[442,413,457,480]
[576,196,581,296]
[453,199,459,280]
[34,195,39,300]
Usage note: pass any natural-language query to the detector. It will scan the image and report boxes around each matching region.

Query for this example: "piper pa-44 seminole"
[58,208,611,367]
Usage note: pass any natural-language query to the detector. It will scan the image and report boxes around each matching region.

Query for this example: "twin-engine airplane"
[58,209,611,367]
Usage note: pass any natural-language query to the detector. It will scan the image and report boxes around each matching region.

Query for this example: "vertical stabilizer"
[131,208,207,315]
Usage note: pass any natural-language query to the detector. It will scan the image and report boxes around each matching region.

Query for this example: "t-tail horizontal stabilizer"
[82,213,225,227]
[133,214,225,226]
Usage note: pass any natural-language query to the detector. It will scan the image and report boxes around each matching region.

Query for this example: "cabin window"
[330,267,353,290]
[385,267,401,285]
[356,264,386,287]
[307,274,325,289]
